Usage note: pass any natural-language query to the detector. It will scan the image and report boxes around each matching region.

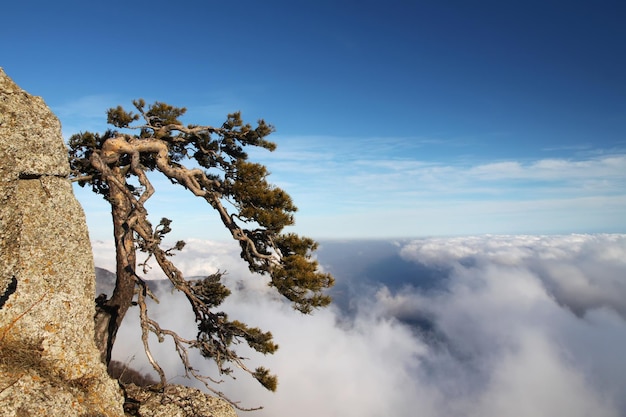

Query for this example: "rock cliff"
[0,68,238,417]
[0,68,126,416]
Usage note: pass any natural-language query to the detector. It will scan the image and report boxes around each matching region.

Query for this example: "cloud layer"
[102,234,626,416]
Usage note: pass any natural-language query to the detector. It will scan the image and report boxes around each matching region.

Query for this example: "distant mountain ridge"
[95,266,116,298]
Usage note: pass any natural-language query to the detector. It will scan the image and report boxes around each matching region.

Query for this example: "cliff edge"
[0,68,125,416]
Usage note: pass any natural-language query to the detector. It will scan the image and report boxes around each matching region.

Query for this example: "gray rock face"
[0,68,125,416]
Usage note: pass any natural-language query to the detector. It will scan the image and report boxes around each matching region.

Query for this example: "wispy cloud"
[242,135,626,236]
[255,135,626,196]
[71,129,626,240]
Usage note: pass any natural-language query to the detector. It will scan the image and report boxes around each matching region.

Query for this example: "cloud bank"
[101,234,626,416]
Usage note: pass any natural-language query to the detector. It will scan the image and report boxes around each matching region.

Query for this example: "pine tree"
[68,100,334,403]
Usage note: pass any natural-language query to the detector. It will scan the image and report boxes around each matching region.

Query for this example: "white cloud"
[98,234,626,416]
[243,137,626,237]
[467,330,618,417]
[400,234,626,318]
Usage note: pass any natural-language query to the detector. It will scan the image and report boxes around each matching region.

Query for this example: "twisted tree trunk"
[93,181,137,364]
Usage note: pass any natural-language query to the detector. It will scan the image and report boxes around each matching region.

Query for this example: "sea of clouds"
[93,234,626,417]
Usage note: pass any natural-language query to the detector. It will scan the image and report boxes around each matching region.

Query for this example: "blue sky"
[2,0,625,240]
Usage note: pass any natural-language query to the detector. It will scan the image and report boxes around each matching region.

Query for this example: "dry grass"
[0,293,48,393]
[0,334,44,373]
